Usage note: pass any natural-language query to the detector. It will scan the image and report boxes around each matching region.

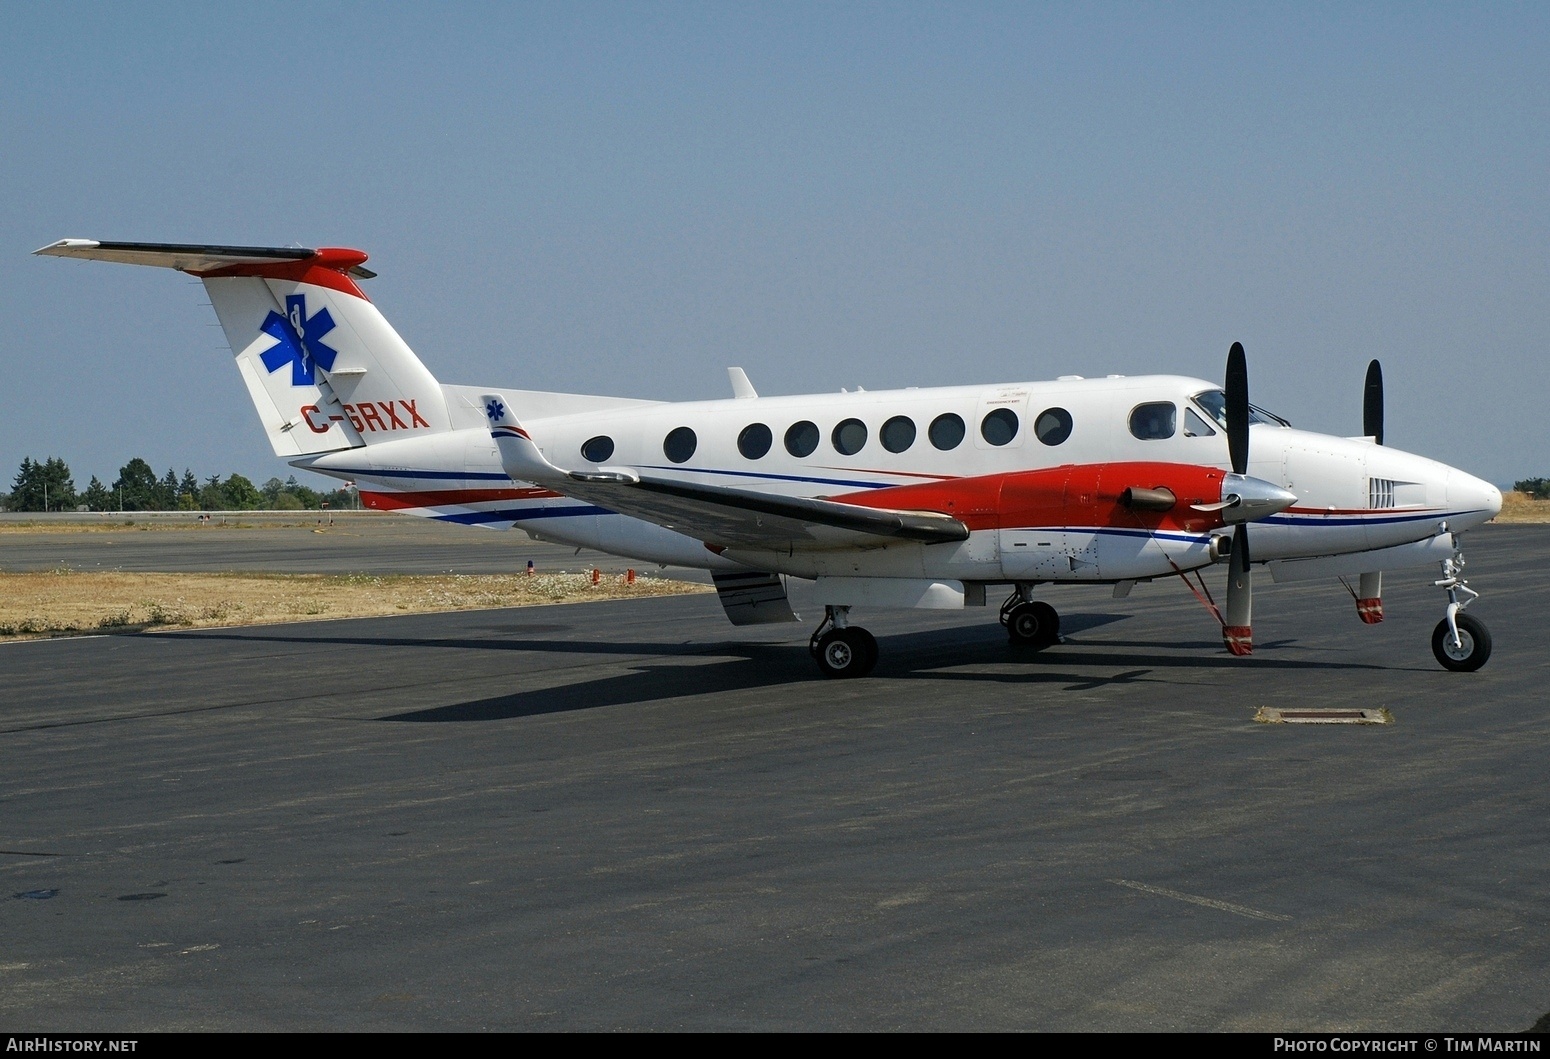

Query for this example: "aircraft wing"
[558,471,969,550]
[483,393,967,550]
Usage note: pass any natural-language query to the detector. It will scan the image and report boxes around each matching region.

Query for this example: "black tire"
[1007,601,1060,648]
[815,627,878,679]
[1431,613,1492,672]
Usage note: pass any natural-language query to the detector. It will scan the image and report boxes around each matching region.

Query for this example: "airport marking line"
[1110,878,1293,922]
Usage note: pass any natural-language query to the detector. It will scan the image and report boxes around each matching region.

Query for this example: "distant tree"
[222,473,264,510]
[43,458,76,510]
[81,476,112,512]
[179,470,200,505]
[9,456,76,511]
[1514,478,1550,500]
[9,457,37,511]
[151,469,177,510]
[272,491,305,510]
[113,458,159,511]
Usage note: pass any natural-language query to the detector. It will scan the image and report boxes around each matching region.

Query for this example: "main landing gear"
[810,605,878,679]
[1430,546,1491,672]
[1000,586,1061,649]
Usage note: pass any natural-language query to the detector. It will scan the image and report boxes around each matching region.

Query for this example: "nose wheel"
[1430,543,1491,672]
[810,606,878,679]
[1431,613,1491,672]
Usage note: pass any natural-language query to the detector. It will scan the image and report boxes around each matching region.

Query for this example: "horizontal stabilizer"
[33,240,377,279]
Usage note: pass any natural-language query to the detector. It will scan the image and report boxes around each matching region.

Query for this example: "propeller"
[1363,359,1384,445]
[1358,359,1385,620]
[1223,342,1254,655]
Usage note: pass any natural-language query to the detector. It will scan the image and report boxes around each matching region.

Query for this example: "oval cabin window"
[980,408,1019,446]
[738,423,773,460]
[929,413,966,450]
[832,418,868,456]
[785,421,820,458]
[1034,407,1073,446]
[580,435,615,463]
[880,416,916,453]
[663,426,698,463]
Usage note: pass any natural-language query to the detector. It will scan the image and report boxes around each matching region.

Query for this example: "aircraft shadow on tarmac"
[182,612,1393,724]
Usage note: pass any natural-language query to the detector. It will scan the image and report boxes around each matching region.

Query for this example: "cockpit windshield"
[1192,390,1289,430]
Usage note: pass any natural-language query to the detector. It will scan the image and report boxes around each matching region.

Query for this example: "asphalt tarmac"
[2,524,1547,1031]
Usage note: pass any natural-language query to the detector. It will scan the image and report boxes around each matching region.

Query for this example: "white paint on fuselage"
[297,372,1501,588]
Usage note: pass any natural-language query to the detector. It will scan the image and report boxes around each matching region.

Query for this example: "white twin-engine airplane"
[37,239,1504,677]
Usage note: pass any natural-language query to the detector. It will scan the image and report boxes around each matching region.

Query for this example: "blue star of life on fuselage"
[258,294,340,386]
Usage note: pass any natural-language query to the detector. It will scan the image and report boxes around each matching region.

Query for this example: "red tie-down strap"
[1339,577,1386,624]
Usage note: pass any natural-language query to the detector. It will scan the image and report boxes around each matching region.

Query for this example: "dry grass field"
[1496,491,1550,523]
[0,569,708,639]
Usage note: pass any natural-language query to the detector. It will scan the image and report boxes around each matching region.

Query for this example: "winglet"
[482,393,566,484]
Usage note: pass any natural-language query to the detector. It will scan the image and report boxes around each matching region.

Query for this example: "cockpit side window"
[1192,390,1289,429]
[1183,408,1216,437]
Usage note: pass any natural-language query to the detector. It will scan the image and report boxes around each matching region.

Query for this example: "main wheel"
[815,627,878,679]
[1007,601,1060,648]
[1431,613,1492,672]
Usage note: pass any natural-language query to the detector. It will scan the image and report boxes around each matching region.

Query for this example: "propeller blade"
[1223,522,1253,655]
[1363,359,1384,445]
[1226,341,1249,476]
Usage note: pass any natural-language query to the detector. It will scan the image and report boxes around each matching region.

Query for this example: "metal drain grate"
[1255,707,1392,725]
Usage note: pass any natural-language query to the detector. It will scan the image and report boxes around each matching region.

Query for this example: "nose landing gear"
[810,605,878,679]
[1430,547,1491,672]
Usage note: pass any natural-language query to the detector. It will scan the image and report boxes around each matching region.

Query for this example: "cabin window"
[738,423,773,460]
[929,413,966,450]
[980,407,1019,446]
[1183,408,1216,437]
[785,420,820,457]
[1129,402,1176,440]
[880,415,916,453]
[663,426,697,463]
[1034,407,1073,446]
[832,418,868,456]
[580,436,615,463]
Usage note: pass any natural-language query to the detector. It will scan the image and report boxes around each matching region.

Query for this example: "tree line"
[1515,478,1550,500]
[4,456,357,512]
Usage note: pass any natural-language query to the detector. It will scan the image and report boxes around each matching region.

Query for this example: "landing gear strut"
[1430,545,1491,672]
[1000,586,1061,649]
[810,605,878,679]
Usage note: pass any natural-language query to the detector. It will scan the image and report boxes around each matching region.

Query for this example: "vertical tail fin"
[34,240,452,457]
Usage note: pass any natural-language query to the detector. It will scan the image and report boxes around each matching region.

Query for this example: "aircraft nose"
[1447,469,1502,527]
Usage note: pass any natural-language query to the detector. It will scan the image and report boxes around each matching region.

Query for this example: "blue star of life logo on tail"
[485,398,506,422]
[258,294,340,386]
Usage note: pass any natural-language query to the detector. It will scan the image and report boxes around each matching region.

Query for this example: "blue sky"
[4,2,1546,488]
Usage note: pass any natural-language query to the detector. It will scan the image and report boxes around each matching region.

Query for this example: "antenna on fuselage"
[727,367,758,400]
